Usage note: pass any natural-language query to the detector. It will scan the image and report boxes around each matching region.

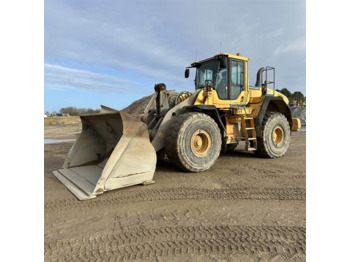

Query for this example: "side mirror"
[185,68,190,78]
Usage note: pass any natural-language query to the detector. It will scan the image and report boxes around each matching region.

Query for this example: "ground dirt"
[44,116,81,126]
[44,123,306,261]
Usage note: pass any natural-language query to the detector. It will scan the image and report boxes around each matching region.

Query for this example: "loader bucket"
[52,108,156,200]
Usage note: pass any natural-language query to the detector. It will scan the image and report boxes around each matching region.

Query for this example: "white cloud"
[274,38,306,56]
[265,28,285,39]
[44,64,145,93]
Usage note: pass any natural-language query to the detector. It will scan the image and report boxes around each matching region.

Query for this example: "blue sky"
[44,0,305,113]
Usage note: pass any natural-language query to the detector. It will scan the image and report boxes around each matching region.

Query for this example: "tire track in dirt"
[45,187,305,212]
[262,174,305,179]
[230,162,305,177]
[45,225,305,261]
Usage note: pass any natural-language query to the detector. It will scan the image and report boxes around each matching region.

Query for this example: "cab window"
[216,68,228,100]
[230,60,245,100]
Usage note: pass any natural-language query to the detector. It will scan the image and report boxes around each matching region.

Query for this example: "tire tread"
[256,112,290,158]
[165,112,221,172]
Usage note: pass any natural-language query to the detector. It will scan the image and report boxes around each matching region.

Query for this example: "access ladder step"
[247,147,256,152]
[241,115,257,151]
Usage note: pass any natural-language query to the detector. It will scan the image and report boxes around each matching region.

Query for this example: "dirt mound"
[291,107,306,126]
[122,94,155,117]
[122,90,177,117]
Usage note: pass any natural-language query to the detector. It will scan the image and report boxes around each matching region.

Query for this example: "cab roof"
[191,53,251,66]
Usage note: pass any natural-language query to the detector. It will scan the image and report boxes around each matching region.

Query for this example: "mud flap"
[52,108,156,200]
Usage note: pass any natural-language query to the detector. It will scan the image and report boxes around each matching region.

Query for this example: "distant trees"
[291,91,305,102]
[276,88,305,102]
[45,107,100,116]
[59,107,100,116]
[276,88,292,99]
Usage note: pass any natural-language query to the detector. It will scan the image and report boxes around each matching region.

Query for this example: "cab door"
[228,59,248,105]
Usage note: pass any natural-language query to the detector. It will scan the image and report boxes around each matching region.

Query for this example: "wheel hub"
[272,126,284,146]
[190,129,212,157]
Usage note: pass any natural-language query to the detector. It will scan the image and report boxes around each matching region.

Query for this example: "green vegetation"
[46,107,100,116]
[276,88,306,102]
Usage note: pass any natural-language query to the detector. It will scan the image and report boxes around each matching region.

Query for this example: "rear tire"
[165,112,222,172]
[255,112,291,158]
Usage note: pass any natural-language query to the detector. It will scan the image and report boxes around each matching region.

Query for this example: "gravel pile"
[291,106,306,126]
[122,94,155,117]
[122,90,177,117]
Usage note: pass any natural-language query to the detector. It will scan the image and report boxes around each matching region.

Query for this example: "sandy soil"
[44,116,81,126]
[44,125,306,261]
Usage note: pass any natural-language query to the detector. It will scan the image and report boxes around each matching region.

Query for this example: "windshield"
[193,57,244,100]
[195,60,221,90]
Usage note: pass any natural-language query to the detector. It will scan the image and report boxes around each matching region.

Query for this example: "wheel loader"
[53,52,301,200]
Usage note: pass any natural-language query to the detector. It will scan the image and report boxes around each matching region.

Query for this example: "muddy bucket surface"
[52,108,156,200]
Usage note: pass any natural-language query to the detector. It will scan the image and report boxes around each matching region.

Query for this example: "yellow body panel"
[225,115,242,144]
[266,89,289,104]
[194,89,250,108]
[194,89,256,116]
[249,88,262,98]
[249,87,289,105]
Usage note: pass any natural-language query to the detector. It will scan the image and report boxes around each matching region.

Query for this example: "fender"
[256,96,293,136]
[183,105,226,133]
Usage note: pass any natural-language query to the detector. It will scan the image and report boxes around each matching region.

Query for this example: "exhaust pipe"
[255,67,265,87]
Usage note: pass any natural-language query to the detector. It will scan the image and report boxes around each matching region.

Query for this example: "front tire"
[255,112,291,158]
[165,112,222,172]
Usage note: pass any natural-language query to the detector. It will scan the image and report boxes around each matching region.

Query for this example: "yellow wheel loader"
[53,53,301,200]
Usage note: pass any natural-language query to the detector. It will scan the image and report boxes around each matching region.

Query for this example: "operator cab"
[185,53,250,103]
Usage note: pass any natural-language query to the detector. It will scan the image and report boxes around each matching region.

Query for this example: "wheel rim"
[190,129,212,157]
[272,126,284,146]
